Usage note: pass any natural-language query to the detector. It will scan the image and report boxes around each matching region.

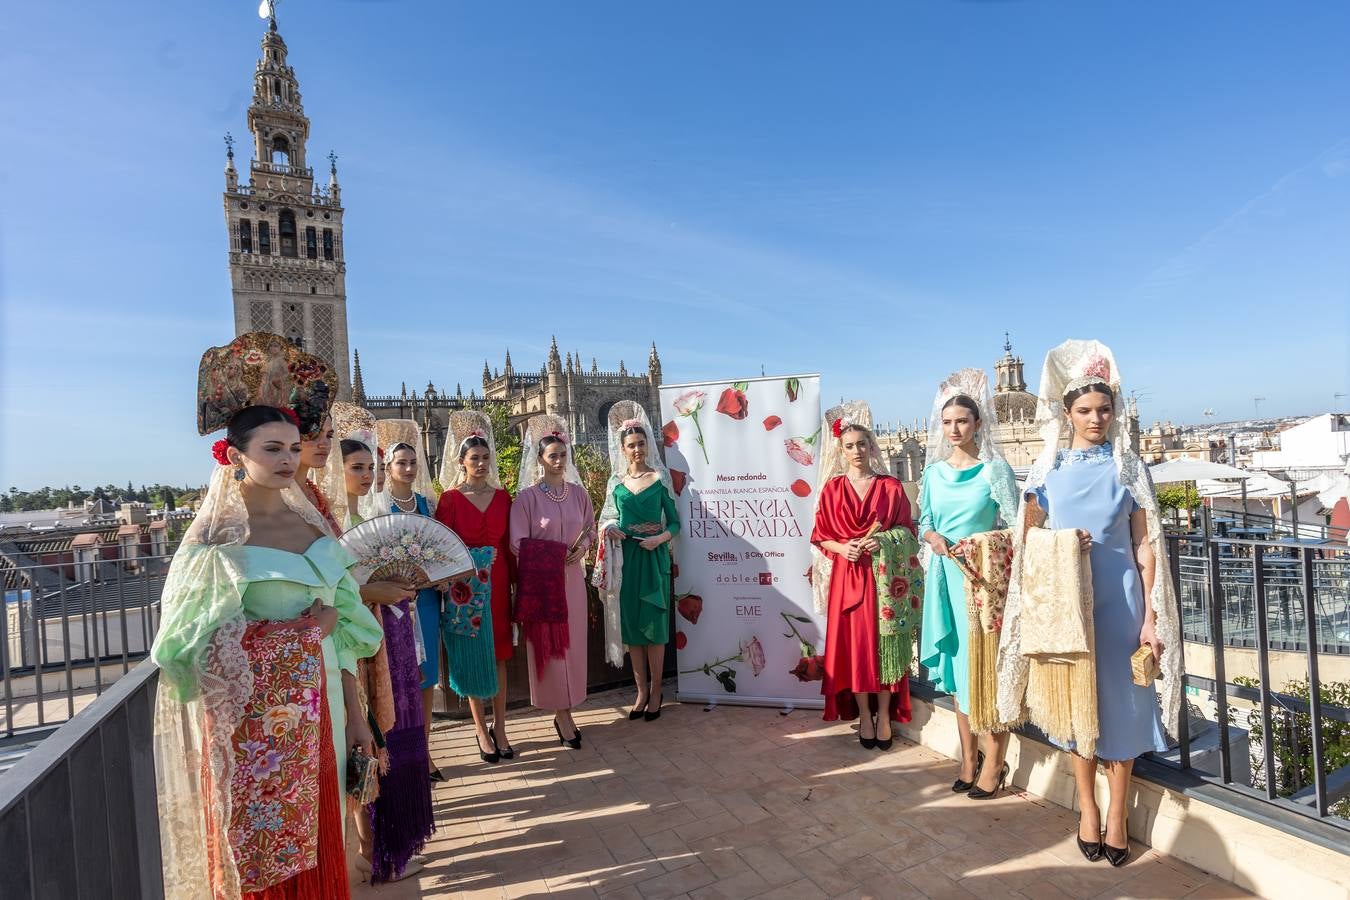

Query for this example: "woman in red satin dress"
[435,435,516,758]
[811,416,916,747]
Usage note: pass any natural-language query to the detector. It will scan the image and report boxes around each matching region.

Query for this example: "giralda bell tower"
[222,6,351,398]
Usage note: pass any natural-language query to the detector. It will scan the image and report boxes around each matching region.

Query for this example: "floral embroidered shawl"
[443,546,495,639]
[872,528,924,685]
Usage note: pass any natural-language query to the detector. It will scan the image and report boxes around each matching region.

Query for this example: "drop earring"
[234,466,246,482]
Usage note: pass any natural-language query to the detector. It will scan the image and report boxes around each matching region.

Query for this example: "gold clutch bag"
[1130,645,1160,686]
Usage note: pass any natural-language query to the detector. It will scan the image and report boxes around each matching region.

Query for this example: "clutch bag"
[347,744,380,804]
[1130,644,1160,686]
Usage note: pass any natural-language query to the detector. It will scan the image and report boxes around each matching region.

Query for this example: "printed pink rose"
[880,606,896,621]
[675,631,688,650]
[662,421,679,447]
[740,636,766,677]
[672,389,706,417]
[763,415,782,431]
[785,438,813,466]
[790,479,812,498]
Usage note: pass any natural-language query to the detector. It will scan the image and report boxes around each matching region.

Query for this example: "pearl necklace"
[391,492,418,511]
[541,482,570,503]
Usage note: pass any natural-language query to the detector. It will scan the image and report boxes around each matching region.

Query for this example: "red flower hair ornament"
[830,416,854,439]
[277,406,302,430]
[211,439,232,466]
[547,430,569,444]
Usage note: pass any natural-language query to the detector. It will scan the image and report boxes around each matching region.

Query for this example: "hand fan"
[341,515,474,586]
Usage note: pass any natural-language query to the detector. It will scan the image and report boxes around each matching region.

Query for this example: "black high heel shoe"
[476,733,500,764]
[967,762,1008,799]
[643,693,662,721]
[488,727,515,760]
[629,697,648,720]
[952,750,986,793]
[554,719,582,749]
[857,713,878,749]
[1102,839,1130,867]
[1076,818,1103,862]
[874,720,893,751]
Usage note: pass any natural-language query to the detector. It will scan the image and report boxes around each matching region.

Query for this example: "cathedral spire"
[351,349,366,403]
[482,359,491,386]
[223,132,237,191]
[504,348,514,377]
[547,336,562,372]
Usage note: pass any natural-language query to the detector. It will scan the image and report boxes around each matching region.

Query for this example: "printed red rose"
[889,576,908,599]
[676,593,703,625]
[671,469,688,496]
[716,384,749,420]
[763,415,782,431]
[449,582,474,606]
[908,556,920,568]
[789,654,825,682]
[662,421,679,448]
[911,596,920,609]
[470,615,482,628]
[790,479,811,498]
[883,606,898,621]
[675,631,688,650]
[476,568,490,583]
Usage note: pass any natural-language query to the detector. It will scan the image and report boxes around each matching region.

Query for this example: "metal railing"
[0,661,163,899]
[2,545,176,739]
[1158,522,1350,829]
[1174,544,1350,653]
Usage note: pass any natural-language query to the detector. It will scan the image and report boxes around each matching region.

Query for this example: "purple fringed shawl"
[514,537,570,670]
[368,599,434,883]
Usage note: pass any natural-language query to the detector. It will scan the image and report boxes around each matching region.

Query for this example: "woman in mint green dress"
[152,387,382,898]
[918,372,1018,799]
[596,403,680,721]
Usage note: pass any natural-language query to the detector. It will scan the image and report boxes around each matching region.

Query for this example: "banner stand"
[660,374,827,711]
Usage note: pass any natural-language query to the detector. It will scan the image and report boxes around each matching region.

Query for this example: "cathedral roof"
[992,390,1038,424]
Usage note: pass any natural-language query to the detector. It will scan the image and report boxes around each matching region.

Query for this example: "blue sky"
[2,1,1348,488]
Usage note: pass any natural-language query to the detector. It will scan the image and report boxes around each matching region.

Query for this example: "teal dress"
[615,481,681,646]
[152,536,384,799]
[918,460,1013,714]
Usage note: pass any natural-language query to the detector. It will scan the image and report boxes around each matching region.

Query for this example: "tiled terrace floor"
[352,683,1253,899]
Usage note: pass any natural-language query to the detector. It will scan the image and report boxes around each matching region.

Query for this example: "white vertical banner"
[660,374,825,708]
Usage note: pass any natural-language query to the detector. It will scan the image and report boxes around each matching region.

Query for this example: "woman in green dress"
[151,333,382,900]
[918,370,1019,798]
[596,401,680,720]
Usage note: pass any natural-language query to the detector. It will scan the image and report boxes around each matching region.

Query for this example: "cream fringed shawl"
[1018,528,1098,757]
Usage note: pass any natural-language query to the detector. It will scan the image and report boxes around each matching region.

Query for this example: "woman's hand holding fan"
[341,515,475,589]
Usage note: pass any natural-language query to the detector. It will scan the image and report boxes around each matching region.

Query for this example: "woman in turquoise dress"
[918,376,1019,799]
[152,347,383,900]
[596,402,679,720]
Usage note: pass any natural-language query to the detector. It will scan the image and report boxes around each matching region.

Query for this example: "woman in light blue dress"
[918,377,1018,798]
[999,340,1179,868]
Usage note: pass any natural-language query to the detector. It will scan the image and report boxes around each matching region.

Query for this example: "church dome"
[992,390,1038,424]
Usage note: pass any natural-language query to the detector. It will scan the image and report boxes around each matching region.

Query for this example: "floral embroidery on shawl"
[443,546,495,639]
[872,528,924,684]
[950,529,1014,634]
[227,620,325,892]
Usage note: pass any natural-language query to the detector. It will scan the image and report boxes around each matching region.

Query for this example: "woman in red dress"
[435,412,516,759]
[810,403,917,749]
